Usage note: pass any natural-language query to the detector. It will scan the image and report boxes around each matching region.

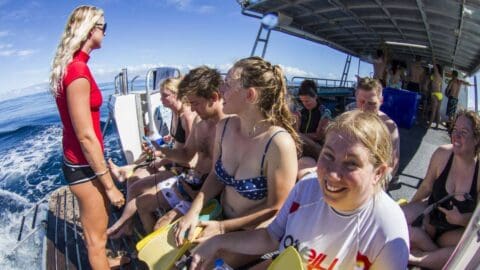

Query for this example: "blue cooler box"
[380,87,420,129]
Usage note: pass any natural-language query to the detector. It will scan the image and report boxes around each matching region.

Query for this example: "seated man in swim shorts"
[107,66,226,236]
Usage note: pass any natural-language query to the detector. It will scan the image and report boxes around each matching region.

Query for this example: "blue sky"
[0,0,373,98]
[1,0,477,109]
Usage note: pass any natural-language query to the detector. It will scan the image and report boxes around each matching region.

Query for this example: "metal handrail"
[290,76,356,88]
[16,194,50,241]
[130,75,141,92]
[144,67,181,136]
[114,74,120,94]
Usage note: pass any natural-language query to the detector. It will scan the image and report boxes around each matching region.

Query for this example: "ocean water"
[0,82,130,269]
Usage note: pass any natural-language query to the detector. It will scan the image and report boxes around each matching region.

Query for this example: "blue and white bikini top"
[214,118,285,200]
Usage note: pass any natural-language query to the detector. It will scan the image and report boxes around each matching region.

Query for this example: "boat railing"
[290,76,356,88]
[113,68,129,95]
[130,75,141,92]
[8,194,50,253]
[144,67,181,137]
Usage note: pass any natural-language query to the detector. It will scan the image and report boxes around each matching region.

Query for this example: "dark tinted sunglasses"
[95,23,107,34]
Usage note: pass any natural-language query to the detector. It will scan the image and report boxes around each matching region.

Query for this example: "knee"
[84,231,107,253]
[136,193,154,212]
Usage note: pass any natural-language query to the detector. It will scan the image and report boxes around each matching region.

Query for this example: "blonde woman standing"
[49,6,124,269]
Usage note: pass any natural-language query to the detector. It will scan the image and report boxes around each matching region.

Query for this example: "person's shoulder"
[66,60,89,74]
[372,192,408,236]
[432,144,453,162]
[378,111,398,132]
[292,177,322,202]
[266,127,296,152]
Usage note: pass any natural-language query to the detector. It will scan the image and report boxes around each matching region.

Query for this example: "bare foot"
[108,159,127,183]
[107,220,133,239]
[408,249,425,265]
[108,254,131,269]
[154,209,182,231]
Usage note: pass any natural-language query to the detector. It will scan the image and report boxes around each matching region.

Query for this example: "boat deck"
[390,121,451,201]
[45,188,145,270]
[45,116,450,270]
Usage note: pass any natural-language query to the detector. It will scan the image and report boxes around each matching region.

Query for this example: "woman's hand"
[174,212,199,246]
[194,220,225,243]
[438,205,465,226]
[105,186,125,208]
[189,237,220,270]
[148,159,167,170]
[163,135,172,143]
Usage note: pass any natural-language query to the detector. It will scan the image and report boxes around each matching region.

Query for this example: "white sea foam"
[0,189,46,270]
[0,125,62,186]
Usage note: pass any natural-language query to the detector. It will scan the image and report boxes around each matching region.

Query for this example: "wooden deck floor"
[45,187,145,270]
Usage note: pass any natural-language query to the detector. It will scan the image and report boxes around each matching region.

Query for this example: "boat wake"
[0,119,123,269]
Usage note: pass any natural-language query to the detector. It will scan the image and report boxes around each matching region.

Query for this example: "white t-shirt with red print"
[268,176,409,270]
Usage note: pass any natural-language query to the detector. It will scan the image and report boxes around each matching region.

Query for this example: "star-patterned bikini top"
[215,117,285,200]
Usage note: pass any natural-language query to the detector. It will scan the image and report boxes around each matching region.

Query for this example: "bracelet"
[95,169,109,177]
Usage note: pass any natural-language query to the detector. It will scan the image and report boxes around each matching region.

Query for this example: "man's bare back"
[448,78,463,98]
[409,61,423,84]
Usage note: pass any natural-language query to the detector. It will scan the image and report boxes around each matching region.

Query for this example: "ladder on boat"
[250,24,271,58]
[339,55,352,87]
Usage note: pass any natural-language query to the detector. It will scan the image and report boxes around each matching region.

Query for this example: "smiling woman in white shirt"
[188,110,409,270]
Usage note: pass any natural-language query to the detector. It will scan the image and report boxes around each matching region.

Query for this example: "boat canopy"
[237,0,480,76]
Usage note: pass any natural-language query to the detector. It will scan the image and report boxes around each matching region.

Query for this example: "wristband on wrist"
[95,169,109,177]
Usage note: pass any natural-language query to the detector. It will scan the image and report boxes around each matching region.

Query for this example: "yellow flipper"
[396,198,408,206]
[268,246,304,270]
[137,220,202,270]
[136,199,222,270]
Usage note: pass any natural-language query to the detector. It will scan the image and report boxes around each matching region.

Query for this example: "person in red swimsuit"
[49,6,125,269]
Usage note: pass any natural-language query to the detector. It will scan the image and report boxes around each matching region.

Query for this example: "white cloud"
[16,49,35,56]
[0,49,14,56]
[280,65,318,79]
[0,31,9,37]
[198,5,215,14]
[167,0,191,10]
[90,62,317,81]
[163,0,215,14]
[0,47,36,57]
[0,43,12,49]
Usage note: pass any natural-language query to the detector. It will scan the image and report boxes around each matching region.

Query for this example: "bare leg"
[108,158,135,183]
[437,229,464,247]
[70,180,110,269]
[401,201,427,224]
[154,209,183,231]
[429,97,439,128]
[136,186,172,233]
[435,101,441,129]
[409,247,455,270]
[409,226,438,251]
[107,171,174,237]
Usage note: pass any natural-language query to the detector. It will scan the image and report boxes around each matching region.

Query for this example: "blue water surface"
[0,82,126,269]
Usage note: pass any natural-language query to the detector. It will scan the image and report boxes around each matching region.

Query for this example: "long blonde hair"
[233,56,301,154]
[49,6,104,96]
[160,76,183,95]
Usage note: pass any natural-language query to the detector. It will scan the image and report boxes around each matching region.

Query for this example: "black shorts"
[62,160,96,186]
